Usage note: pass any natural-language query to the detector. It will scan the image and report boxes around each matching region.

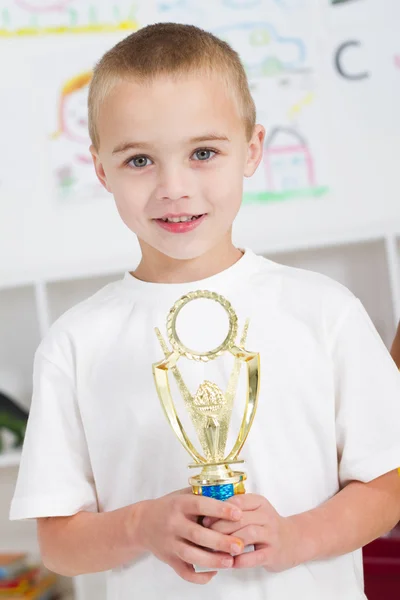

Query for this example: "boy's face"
[91,73,264,261]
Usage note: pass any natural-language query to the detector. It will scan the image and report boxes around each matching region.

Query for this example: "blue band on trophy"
[201,483,235,501]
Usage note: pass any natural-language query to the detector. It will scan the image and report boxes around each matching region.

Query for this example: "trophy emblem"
[152,290,260,501]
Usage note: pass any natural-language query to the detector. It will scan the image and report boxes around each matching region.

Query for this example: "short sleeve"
[333,298,400,487]
[9,351,98,520]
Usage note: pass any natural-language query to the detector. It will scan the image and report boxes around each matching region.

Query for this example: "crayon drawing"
[222,0,262,8]
[49,70,105,201]
[215,21,307,80]
[261,126,327,201]
[0,0,138,36]
[243,89,329,203]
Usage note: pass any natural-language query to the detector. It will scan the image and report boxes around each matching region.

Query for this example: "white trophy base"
[194,544,255,573]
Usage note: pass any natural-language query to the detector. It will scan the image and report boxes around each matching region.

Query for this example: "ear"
[90,144,112,193]
[244,124,265,178]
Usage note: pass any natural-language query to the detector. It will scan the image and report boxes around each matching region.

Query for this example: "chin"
[155,240,214,262]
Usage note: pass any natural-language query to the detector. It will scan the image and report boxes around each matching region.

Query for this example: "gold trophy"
[152,290,260,502]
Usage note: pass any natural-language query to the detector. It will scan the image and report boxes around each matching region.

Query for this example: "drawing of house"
[263,127,315,192]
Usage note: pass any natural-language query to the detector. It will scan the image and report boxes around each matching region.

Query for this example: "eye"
[192,148,218,161]
[126,155,153,168]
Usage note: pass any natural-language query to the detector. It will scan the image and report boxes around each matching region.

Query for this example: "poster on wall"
[0,0,139,36]
[152,0,330,204]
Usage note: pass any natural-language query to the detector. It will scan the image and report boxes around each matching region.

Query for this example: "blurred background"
[0,0,399,598]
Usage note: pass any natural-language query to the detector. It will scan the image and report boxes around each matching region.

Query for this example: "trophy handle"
[152,354,206,465]
[224,347,260,462]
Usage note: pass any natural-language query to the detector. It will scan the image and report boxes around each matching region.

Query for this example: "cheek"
[205,163,243,214]
[107,171,149,226]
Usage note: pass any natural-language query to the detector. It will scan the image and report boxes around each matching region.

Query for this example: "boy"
[10,23,400,599]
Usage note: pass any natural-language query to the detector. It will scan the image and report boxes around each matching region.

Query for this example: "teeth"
[162,215,200,223]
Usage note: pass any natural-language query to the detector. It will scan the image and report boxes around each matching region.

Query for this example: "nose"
[156,164,191,202]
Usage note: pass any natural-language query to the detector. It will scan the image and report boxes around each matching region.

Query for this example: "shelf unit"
[0,451,21,469]
[1,225,400,600]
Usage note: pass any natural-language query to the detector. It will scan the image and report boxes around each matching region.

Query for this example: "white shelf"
[270,238,395,348]
[0,450,21,469]
[0,285,41,408]
[47,273,124,325]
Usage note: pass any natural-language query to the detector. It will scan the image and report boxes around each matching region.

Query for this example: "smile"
[154,214,207,234]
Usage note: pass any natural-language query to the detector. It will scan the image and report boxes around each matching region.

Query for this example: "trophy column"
[152,290,260,503]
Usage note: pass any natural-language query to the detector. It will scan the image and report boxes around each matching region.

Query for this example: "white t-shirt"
[10,249,400,599]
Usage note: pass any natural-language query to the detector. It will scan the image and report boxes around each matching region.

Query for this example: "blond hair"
[88,22,256,150]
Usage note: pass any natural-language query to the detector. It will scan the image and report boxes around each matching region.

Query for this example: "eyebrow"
[112,134,230,155]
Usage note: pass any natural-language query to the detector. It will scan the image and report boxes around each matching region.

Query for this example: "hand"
[136,488,245,584]
[203,494,299,572]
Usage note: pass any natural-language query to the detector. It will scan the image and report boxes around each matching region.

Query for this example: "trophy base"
[189,464,246,499]
[191,479,245,500]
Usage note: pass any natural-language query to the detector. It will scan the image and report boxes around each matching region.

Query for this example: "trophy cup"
[152,290,260,503]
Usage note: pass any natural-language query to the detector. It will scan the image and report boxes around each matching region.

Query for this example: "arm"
[289,469,400,566]
[38,489,244,583]
[391,322,400,369]
[206,470,400,571]
[37,503,142,577]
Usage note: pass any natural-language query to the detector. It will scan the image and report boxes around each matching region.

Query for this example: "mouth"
[158,214,204,223]
[153,213,207,234]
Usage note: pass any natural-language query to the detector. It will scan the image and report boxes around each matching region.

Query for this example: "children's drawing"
[243,86,329,204]
[242,125,328,203]
[215,22,307,79]
[0,0,138,35]
[49,71,104,200]
[222,0,262,8]
[223,0,305,9]
[52,72,92,148]
[271,0,307,7]
[264,127,314,191]
[15,0,73,10]
[155,0,205,23]
[157,0,188,10]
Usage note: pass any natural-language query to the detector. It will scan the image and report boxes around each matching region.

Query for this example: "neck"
[132,238,243,284]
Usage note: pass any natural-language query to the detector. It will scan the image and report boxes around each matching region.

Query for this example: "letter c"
[335,40,370,80]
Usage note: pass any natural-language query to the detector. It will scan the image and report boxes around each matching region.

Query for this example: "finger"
[184,522,244,555]
[234,546,269,569]
[226,494,266,511]
[229,524,267,548]
[209,512,266,534]
[175,541,234,570]
[208,518,243,535]
[184,495,242,521]
[170,557,217,584]
[168,487,192,497]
